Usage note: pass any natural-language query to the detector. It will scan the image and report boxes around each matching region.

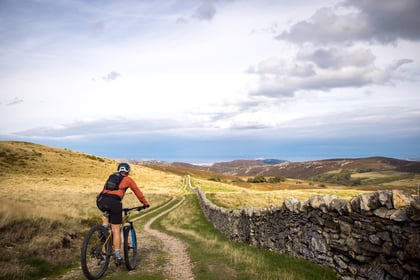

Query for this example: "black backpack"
[104,172,123,190]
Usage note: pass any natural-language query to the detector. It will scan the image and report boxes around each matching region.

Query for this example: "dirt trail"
[142,196,194,280]
[53,196,194,280]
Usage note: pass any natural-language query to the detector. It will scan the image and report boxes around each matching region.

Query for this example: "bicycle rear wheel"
[81,225,112,280]
[123,224,137,270]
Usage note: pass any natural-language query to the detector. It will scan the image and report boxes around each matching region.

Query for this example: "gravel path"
[142,196,194,280]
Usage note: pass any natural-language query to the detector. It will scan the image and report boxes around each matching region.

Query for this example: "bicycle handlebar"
[122,205,149,216]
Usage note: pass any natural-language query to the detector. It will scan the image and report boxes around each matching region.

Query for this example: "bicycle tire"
[81,225,112,280]
[123,224,137,270]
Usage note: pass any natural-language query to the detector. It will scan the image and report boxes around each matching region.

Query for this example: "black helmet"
[117,162,131,174]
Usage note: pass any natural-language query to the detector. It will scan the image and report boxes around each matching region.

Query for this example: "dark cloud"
[90,21,106,35]
[277,0,420,45]
[247,47,413,98]
[102,71,120,81]
[5,97,24,106]
[176,17,188,24]
[12,118,180,138]
[345,0,420,42]
[298,48,375,70]
[192,0,216,21]
[229,122,271,131]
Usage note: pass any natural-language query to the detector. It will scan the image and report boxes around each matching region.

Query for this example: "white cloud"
[102,71,121,81]
[246,47,414,98]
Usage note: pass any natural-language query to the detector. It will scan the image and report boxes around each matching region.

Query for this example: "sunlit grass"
[206,189,369,209]
[191,177,248,193]
[0,141,184,278]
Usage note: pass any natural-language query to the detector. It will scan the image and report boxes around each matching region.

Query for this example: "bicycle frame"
[81,205,147,279]
[101,210,134,254]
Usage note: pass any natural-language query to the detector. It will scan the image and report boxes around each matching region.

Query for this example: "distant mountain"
[155,157,420,179]
[209,157,420,179]
[259,159,286,165]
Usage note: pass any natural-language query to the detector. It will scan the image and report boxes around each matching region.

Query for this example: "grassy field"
[190,176,369,210]
[0,141,410,279]
[0,141,183,279]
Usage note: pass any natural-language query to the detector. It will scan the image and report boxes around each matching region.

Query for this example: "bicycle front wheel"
[81,225,112,280]
[123,225,137,270]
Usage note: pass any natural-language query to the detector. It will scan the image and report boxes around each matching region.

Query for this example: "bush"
[268,176,286,183]
[310,172,361,186]
[247,176,267,183]
[208,177,221,182]
[231,177,245,182]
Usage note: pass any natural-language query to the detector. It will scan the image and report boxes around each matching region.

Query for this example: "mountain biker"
[96,162,149,265]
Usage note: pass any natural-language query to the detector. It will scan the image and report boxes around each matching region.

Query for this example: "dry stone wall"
[191,183,420,280]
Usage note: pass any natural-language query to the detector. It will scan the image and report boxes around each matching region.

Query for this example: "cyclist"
[96,162,149,265]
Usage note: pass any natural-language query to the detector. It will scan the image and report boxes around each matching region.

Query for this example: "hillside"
[196,157,420,178]
[0,140,115,177]
[145,157,420,191]
[0,141,184,279]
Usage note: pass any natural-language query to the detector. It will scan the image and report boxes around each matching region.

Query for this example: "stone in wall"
[392,190,413,209]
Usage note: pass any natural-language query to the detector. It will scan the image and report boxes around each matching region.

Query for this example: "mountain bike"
[81,205,147,280]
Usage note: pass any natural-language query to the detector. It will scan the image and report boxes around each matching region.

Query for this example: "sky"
[1,0,420,163]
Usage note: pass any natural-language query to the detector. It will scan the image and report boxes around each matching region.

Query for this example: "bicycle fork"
[123,221,137,249]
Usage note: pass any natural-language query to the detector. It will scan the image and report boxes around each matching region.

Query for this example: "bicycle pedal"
[115,257,124,266]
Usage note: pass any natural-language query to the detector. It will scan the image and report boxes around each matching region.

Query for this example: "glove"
[144,204,150,209]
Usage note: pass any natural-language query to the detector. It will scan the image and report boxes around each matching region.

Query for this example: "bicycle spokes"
[81,225,111,280]
[124,225,138,270]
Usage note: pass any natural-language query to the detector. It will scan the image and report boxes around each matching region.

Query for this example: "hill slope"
[0,140,115,177]
[197,157,420,178]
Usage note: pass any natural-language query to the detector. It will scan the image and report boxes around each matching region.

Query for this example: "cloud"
[11,117,201,139]
[102,71,120,81]
[277,0,420,45]
[284,106,420,138]
[192,0,217,21]
[297,48,375,70]
[247,47,414,98]
[90,21,106,35]
[4,97,24,106]
[8,105,420,146]
[345,0,420,42]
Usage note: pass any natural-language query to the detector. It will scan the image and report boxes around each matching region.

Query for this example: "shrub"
[310,172,361,186]
[208,177,221,182]
[268,176,286,183]
[247,176,267,183]
[231,177,245,182]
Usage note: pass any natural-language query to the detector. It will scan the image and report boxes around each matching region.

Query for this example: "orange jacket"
[102,174,149,205]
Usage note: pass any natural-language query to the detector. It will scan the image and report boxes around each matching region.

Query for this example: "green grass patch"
[156,194,338,280]
[351,171,415,184]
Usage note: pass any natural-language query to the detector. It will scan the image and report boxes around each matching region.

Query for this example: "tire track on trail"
[142,196,194,280]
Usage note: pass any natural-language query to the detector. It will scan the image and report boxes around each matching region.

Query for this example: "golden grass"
[206,188,369,209]
[0,141,185,278]
[0,141,185,220]
[192,177,247,192]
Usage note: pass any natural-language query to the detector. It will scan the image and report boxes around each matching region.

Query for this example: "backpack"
[104,172,123,190]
